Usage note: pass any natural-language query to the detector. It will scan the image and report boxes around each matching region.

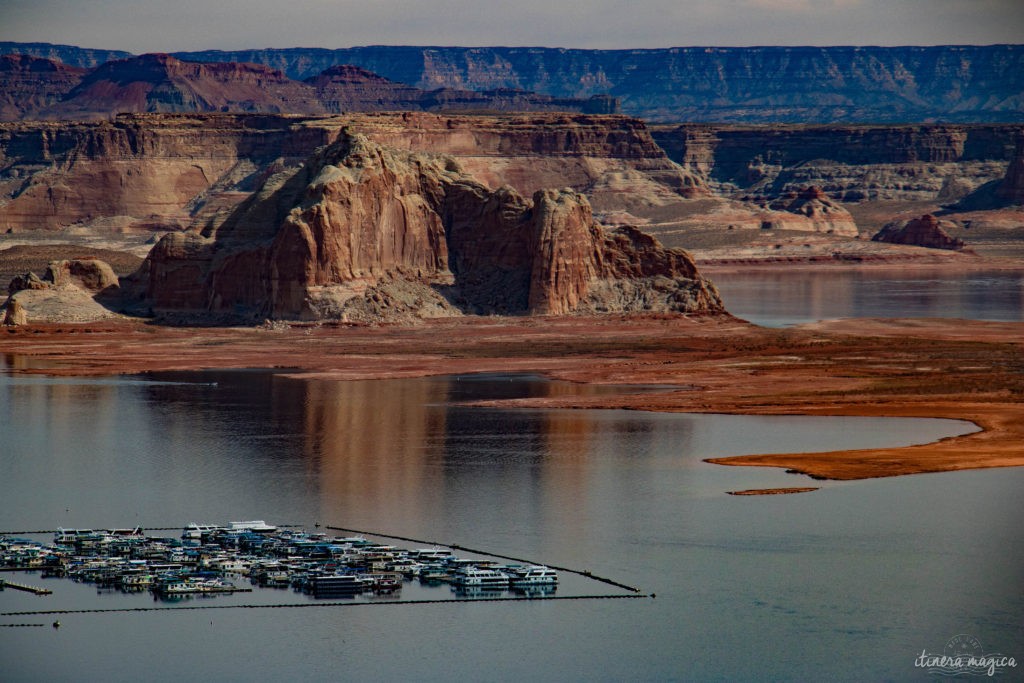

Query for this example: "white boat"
[158,578,235,594]
[411,548,454,561]
[106,527,145,539]
[508,565,558,586]
[121,572,155,589]
[53,528,96,545]
[229,521,277,533]
[450,567,509,588]
[182,523,226,540]
[215,558,252,574]
[419,566,450,583]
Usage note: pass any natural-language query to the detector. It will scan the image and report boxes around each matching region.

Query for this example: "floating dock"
[0,578,52,595]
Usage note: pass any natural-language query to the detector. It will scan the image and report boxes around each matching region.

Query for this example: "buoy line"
[2,593,647,617]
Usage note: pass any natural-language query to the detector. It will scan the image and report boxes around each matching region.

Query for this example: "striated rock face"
[305,65,430,112]
[996,134,1024,205]
[138,131,721,321]
[527,189,598,315]
[0,52,616,122]
[6,43,1022,123]
[0,114,337,231]
[0,112,701,233]
[42,54,327,120]
[144,232,216,310]
[0,54,85,120]
[0,42,132,69]
[872,215,967,251]
[307,65,618,115]
[167,45,1024,124]
[653,124,1017,203]
[353,112,707,210]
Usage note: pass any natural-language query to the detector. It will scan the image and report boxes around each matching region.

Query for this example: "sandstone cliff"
[652,124,1016,203]
[996,134,1024,205]
[168,45,1024,124]
[8,43,1020,123]
[0,114,335,231]
[0,112,702,234]
[136,131,721,322]
[0,55,85,121]
[41,54,328,120]
[0,41,132,69]
[0,52,616,122]
[307,65,617,115]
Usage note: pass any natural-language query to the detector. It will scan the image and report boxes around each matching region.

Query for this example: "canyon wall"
[652,124,1021,203]
[0,41,132,69]
[0,53,615,122]
[165,45,1024,124]
[0,114,335,231]
[5,43,1020,123]
[0,112,700,232]
[996,135,1024,204]
[0,54,87,121]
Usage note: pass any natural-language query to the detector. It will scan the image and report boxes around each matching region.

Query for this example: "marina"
[0,522,566,605]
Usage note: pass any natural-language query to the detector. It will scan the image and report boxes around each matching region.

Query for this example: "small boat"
[373,576,402,593]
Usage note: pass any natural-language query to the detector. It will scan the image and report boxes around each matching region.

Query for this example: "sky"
[1,0,1022,53]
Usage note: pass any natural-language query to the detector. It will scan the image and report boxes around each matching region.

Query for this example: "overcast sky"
[2,0,1021,53]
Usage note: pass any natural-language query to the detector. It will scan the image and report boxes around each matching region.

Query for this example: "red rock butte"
[138,130,721,322]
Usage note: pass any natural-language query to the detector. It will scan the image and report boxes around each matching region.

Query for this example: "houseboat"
[508,566,558,586]
[229,521,277,533]
[450,567,509,588]
[307,573,362,597]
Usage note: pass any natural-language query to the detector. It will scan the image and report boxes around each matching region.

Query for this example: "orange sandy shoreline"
[1,313,1022,485]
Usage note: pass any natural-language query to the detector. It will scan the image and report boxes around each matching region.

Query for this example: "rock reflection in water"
[713,268,1024,327]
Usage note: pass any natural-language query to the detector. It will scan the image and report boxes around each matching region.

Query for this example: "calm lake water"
[711,268,1024,327]
[1,367,1021,682]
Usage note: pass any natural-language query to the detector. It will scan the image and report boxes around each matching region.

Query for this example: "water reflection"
[712,268,1024,326]
[0,367,977,536]
[3,365,1014,682]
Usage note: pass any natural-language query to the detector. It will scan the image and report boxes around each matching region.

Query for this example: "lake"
[1,368,1020,682]
[710,268,1024,327]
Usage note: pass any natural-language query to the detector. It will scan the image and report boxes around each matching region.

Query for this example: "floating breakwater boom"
[0,522,639,608]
